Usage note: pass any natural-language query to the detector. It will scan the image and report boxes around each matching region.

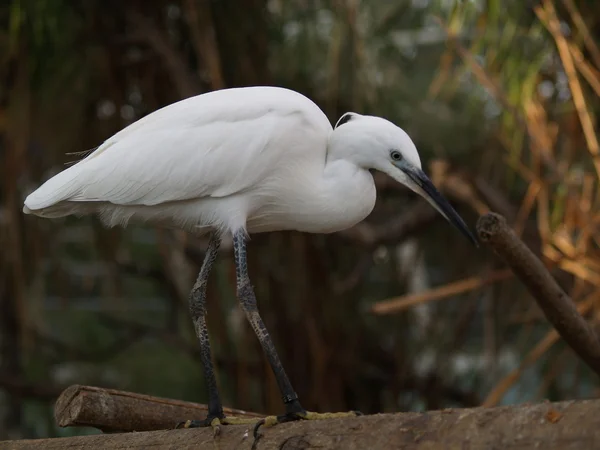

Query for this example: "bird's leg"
[231,231,361,440]
[232,230,303,414]
[177,233,257,433]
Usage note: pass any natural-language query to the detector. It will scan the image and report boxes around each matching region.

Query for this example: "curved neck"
[250,154,376,234]
[309,158,376,233]
[327,127,372,169]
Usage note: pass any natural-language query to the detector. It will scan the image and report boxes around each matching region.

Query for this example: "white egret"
[23,86,477,433]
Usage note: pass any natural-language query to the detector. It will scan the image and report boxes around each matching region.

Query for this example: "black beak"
[404,166,479,247]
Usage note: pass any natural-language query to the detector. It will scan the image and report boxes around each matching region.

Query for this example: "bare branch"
[371,269,513,315]
[477,212,600,376]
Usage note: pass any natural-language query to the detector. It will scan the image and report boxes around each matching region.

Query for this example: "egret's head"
[330,112,478,246]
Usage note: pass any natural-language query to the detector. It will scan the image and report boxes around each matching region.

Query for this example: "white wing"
[24,87,332,212]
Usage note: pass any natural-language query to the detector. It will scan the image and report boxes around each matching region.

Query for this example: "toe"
[221,416,262,425]
[175,416,223,429]
[299,410,362,421]
[175,419,199,429]
[263,415,283,427]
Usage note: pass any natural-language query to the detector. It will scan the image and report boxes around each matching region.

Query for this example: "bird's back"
[106,87,329,147]
[24,86,332,231]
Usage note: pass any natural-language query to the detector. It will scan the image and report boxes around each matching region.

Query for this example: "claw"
[174,416,223,432]
[212,420,221,437]
[175,419,198,429]
[253,418,265,440]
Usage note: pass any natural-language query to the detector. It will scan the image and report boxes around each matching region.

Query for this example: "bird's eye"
[390,150,402,161]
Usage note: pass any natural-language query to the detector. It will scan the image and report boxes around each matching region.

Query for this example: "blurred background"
[2,0,600,440]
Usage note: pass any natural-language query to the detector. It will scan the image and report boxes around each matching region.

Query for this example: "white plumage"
[23,86,477,430]
[24,86,476,244]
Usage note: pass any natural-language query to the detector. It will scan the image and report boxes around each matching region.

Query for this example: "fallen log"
[3,398,599,449]
[54,385,263,432]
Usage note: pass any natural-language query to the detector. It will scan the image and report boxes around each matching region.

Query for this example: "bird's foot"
[253,410,362,439]
[176,415,259,437]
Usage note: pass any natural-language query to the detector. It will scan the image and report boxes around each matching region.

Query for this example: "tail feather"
[23,202,91,218]
[24,164,85,215]
[25,141,116,216]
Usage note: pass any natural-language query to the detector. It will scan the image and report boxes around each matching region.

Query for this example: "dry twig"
[371,270,513,315]
[536,1,600,179]
[561,0,600,69]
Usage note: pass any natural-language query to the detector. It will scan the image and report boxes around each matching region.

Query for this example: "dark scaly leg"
[233,230,302,414]
[177,232,257,432]
[231,230,361,440]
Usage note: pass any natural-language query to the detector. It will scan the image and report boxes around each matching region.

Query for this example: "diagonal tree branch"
[477,212,600,376]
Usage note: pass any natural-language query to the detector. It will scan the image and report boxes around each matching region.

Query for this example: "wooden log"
[54,385,263,432]
[3,399,600,449]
